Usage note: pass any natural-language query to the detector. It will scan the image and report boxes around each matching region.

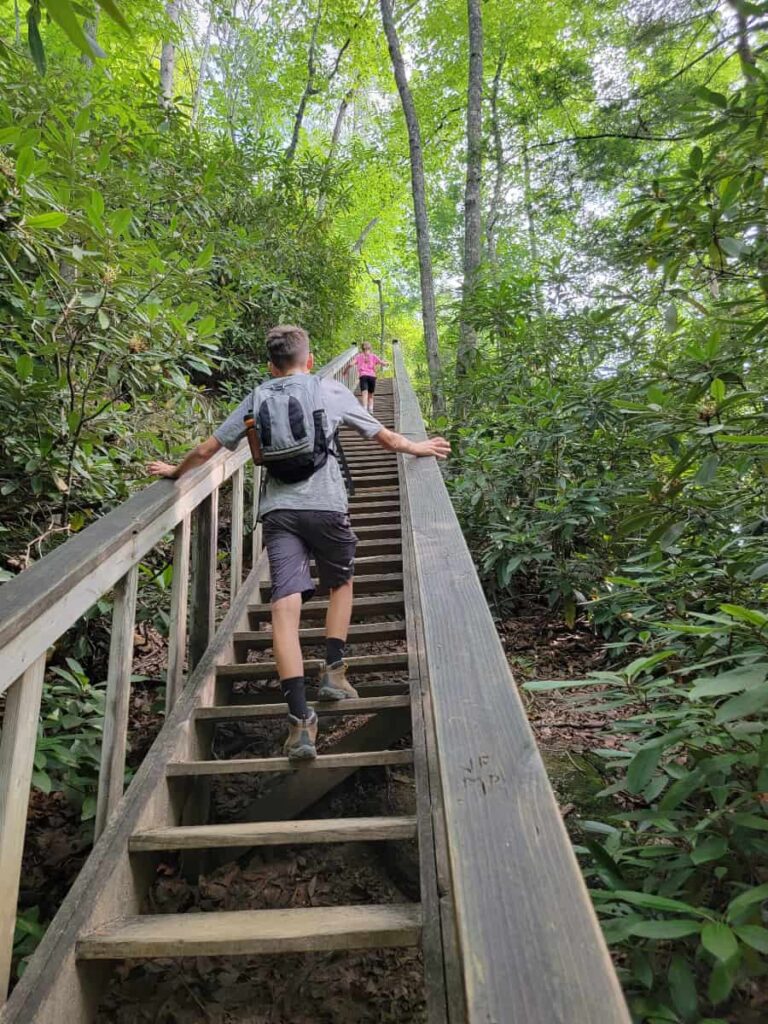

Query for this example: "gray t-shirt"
[213,374,383,515]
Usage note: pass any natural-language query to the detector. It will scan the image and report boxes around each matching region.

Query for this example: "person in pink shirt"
[354,342,389,413]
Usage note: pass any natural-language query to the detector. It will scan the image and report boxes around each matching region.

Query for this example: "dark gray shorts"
[262,509,358,602]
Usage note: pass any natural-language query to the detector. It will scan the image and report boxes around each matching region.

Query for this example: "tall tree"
[192,3,215,126]
[485,46,506,267]
[159,0,180,110]
[455,0,484,396]
[379,0,444,417]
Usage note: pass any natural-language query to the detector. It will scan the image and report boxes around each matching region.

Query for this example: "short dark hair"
[266,325,310,369]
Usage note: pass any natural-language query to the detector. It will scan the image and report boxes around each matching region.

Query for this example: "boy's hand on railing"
[147,460,178,479]
[413,436,451,460]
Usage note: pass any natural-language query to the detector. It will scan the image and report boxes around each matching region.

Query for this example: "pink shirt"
[355,351,385,377]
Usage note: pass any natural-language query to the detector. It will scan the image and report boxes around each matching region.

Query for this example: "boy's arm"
[147,436,222,480]
[374,427,450,460]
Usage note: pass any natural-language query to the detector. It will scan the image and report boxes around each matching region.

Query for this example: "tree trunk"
[379,0,444,417]
[353,216,379,253]
[522,141,544,316]
[160,1,181,110]
[192,5,215,127]
[729,1,757,77]
[285,2,323,164]
[317,82,358,215]
[455,0,484,400]
[486,48,506,266]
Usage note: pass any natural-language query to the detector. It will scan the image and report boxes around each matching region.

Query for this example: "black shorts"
[359,375,377,394]
[262,509,358,602]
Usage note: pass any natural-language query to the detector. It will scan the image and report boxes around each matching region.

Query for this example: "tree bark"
[192,5,215,126]
[486,47,506,266]
[522,141,544,315]
[285,2,323,164]
[455,0,484,399]
[160,1,181,110]
[729,1,757,77]
[379,0,444,417]
[317,82,359,215]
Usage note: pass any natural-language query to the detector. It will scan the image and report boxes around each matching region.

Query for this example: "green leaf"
[16,146,35,184]
[701,922,739,962]
[196,315,216,337]
[727,882,768,922]
[613,890,707,916]
[109,208,133,236]
[718,237,745,258]
[96,0,131,33]
[735,925,768,954]
[693,86,727,108]
[659,521,686,551]
[719,604,768,627]
[668,954,698,1020]
[709,378,726,403]
[707,960,736,1006]
[626,745,663,795]
[691,836,728,865]
[15,354,33,381]
[750,561,768,581]
[730,813,768,831]
[26,211,68,229]
[630,920,701,939]
[695,453,719,485]
[31,770,52,794]
[719,434,768,444]
[689,146,703,172]
[43,0,100,60]
[714,685,768,724]
[27,9,47,74]
[690,665,766,700]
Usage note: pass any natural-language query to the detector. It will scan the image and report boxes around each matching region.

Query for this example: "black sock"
[326,637,345,666]
[281,676,309,719]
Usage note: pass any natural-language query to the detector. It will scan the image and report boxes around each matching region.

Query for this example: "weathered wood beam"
[0,656,46,1002]
[189,489,219,670]
[94,566,139,840]
[166,514,190,714]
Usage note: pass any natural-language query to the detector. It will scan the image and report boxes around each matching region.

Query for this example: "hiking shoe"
[283,711,318,761]
[317,661,359,701]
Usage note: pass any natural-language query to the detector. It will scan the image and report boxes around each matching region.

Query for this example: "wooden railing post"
[230,467,244,598]
[166,515,191,715]
[0,656,46,1002]
[94,566,139,840]
[189,488,219,670]
[251,465,262,567]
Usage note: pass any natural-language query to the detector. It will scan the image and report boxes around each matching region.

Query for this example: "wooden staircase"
[72,381,424,966]
[0,348,630,1024]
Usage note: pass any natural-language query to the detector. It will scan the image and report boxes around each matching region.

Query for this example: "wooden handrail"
[393,345,630,1023]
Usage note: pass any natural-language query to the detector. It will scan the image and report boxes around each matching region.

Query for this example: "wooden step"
[195,694,411,721]
[352,524,402,537]
[167,748,414,776]
[216,651,408,682]
[258,574,403,600]
[349,502,400,512]
[348,515,401,527]
[130,815,418,851]
[77,904,422,959]
[313,554,402,575]
[248,593,404,622]
[234,621,406,652]
[349,489,399,502]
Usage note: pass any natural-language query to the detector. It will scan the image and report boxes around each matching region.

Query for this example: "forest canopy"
[2,0,768,1020]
